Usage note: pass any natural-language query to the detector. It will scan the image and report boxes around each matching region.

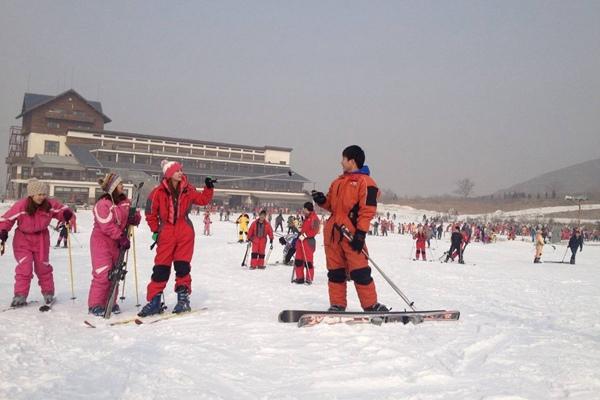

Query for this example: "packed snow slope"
[1,209,599,400]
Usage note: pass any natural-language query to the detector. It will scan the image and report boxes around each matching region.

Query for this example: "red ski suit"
[294,211,320,282]
[144,176,213,300]
[247,219,274,268]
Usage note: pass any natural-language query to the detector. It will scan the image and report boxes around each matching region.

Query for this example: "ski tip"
[84,320,96,328]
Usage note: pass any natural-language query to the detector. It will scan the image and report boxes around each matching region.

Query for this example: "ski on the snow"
[1,301,40,313]
[278,309,460,327]
[85,307,207,328]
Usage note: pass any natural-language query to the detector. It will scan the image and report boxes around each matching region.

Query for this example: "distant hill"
[497,158,600,196]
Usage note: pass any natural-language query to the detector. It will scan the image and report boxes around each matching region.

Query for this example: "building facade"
[5,89,310,208]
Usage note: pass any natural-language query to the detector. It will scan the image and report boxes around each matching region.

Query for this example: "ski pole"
[560,246,569,263]
[407,241,415,260]
[241,242,251,267]
[119,246,130,301]
[66,222,76,300]
[131,227,140,307]
[340,225,416,311]
[265,242,274,265]
[298,238,310,283]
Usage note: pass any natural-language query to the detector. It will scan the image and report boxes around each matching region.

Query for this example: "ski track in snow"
[0,208,599,399]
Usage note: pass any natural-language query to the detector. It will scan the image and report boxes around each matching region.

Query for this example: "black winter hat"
[342,145,365,168]
[303,201,314,212]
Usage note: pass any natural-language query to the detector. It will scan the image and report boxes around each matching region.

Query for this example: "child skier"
[0,178,72,307]
[88,173,141,316]
[413,225,427,261]
[203,210,212,236]
[293,202,320,284]
[236,213,250,243]
[534,229,545,263]
[138,161,214,317]
[247,210,274,269]
[55,220,68,248]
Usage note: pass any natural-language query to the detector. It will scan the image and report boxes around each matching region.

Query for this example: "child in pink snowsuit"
[203,211,212,236]
[0,179,72,307]
[88,173,141,316]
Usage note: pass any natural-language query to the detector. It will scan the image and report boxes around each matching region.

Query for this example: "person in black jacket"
[568,228,584,265]
[445,225,464,264]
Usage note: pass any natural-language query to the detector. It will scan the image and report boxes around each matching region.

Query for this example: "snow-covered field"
[1,208,599,400]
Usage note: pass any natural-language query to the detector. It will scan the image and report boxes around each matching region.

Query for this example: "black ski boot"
[173,286,191,314]
[327,305,346,312]
[364,302,389,312]
[138,293,165,317]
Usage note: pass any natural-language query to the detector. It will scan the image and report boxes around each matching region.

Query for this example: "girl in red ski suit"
[247,210,274,269]
[293,202,320,284]
[413,227,427,261]
[140,161,214,314]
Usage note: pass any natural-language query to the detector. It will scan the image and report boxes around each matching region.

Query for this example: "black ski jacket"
[568,235,583,251]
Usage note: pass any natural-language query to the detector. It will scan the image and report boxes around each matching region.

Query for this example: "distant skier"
[138,160,214,317]
[236,213,250,243]
[0,178,72,308]
[568,228,584,265]
[274,212,284,232]
[413,225,427,261]
[311,145,388,312]
[88,173,141,316]
[445,225,464,264]
[203,211,212,236]
[293,202,320,284]
[55,221,68,248]
[247,210,274,269]
[534,229,545,263]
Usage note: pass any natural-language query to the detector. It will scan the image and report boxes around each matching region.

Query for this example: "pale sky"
[1,0,599,196]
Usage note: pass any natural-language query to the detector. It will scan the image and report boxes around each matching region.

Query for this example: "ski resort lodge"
[5,89,310,208]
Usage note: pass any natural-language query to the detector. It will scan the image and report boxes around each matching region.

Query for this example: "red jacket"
[145,176,213,233]
[300,211,320,238]
[247,219,274,242]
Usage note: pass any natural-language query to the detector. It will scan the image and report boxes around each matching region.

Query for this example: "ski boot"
[10,295,27,308]
[293,278,305,284]
[43,294,55,305]
[88,305,105,316]
[364,303,389,312]
[138,293,165,317]
[327,304,346,312]
[172,286,191,314]
[112,304,121,314]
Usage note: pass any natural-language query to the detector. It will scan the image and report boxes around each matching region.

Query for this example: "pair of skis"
[278,309,460,327]
[85,307,207,328]
[103,182,144,320]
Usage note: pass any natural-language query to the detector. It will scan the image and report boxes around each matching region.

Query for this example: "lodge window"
[47,122,60,129]
[44,141,60,155]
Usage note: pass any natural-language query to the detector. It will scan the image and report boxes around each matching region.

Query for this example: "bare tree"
[454,178,475,198]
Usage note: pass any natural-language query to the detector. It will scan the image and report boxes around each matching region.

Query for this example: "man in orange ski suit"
[311,145,387,312]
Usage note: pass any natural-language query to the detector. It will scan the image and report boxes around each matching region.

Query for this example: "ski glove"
[349,230,366,253]
[128,213,142,226]
[152,232,159,242]
[311,190,327,205]
[205,177,216,189]
[0,230,8,242]
[63,209,73,222]
[118,234,131,250]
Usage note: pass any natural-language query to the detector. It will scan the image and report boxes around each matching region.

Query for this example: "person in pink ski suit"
[0,178,72,307]
[203,211,212,236]
[88,173,141,316]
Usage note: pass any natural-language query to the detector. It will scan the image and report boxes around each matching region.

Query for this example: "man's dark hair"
[342,145,365,169]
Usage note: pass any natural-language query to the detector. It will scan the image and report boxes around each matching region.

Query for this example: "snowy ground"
[1,208,599,400]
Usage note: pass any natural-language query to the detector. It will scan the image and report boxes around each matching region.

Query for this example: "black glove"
[349,230,366,253]
[205,177,216,189]
[0,230,8,242]
[279,237,286,245]
[63,209,73,222]
[311,190,326,205]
